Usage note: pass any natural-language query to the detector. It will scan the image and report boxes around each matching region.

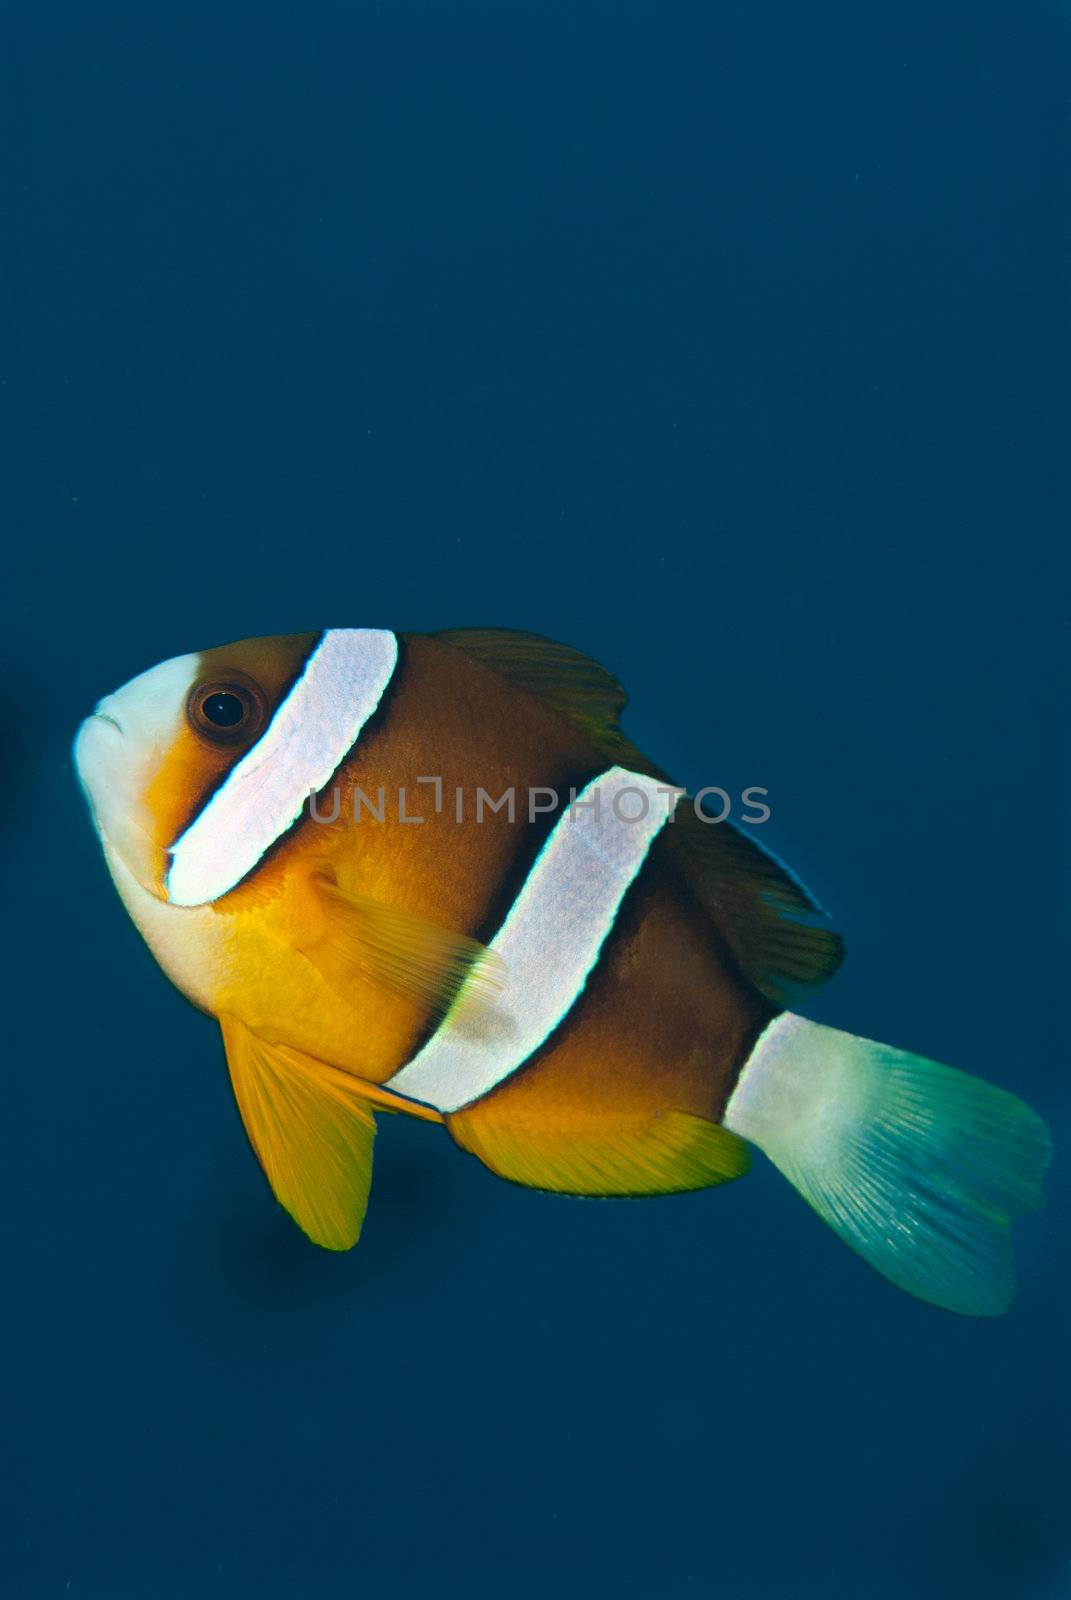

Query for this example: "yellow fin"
[447,1107,749,1197]
[221,1016,379,1250]
[303,874,506,1021]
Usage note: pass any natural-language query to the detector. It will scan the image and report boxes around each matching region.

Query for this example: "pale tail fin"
[724,1015,1051,1315]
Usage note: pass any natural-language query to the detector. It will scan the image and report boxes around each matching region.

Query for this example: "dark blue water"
[3,4,1068,1596]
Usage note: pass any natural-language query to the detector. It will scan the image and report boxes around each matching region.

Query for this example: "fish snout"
[91,696,125,735]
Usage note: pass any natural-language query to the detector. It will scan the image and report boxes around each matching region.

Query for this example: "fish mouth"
[92,708,124,735]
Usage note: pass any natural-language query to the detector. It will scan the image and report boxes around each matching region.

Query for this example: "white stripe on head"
[385,767,672,1113]
[166,628,398,906]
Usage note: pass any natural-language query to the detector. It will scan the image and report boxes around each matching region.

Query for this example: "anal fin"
[447,1106,750,1197]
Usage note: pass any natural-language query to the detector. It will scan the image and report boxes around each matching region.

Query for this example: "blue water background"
[3,3,1068,1596]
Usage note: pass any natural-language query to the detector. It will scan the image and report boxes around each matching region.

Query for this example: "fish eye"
[203,691,245,727]
[187,674,267,744]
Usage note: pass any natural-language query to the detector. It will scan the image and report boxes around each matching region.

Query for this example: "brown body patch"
[451,840,775,1145]
[216,634,606,1075]
[212,634,775,1115]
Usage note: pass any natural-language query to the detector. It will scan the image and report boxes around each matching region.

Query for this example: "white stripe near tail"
[387,767,672,1113]
[723,1014,1050,1315]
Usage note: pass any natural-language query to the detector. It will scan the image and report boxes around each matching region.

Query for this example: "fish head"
[74,632,319,900]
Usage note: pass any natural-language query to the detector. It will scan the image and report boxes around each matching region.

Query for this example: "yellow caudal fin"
[221,1017,381,1250]
[301,873,506,1022]
[447,1106,749,1197]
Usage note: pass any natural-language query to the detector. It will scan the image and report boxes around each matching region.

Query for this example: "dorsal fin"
[668,806,845,1006]
[434,626,843,1004]
[433,628,641,760]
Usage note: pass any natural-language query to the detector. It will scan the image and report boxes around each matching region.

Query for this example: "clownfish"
[74,627,1050,1314]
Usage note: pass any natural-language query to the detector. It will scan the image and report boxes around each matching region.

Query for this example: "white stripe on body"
[386,766,673,1113]
[166,628,398,906]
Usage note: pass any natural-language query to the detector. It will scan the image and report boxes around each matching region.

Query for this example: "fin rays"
[725,1015,1051,1315]
[302,873,506,1022]
[221,1017,380,1250]
[448,1107,750,1197]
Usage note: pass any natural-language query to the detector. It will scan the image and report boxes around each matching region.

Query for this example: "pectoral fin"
[301,873,506,1022]
[221,1016,380,1250]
